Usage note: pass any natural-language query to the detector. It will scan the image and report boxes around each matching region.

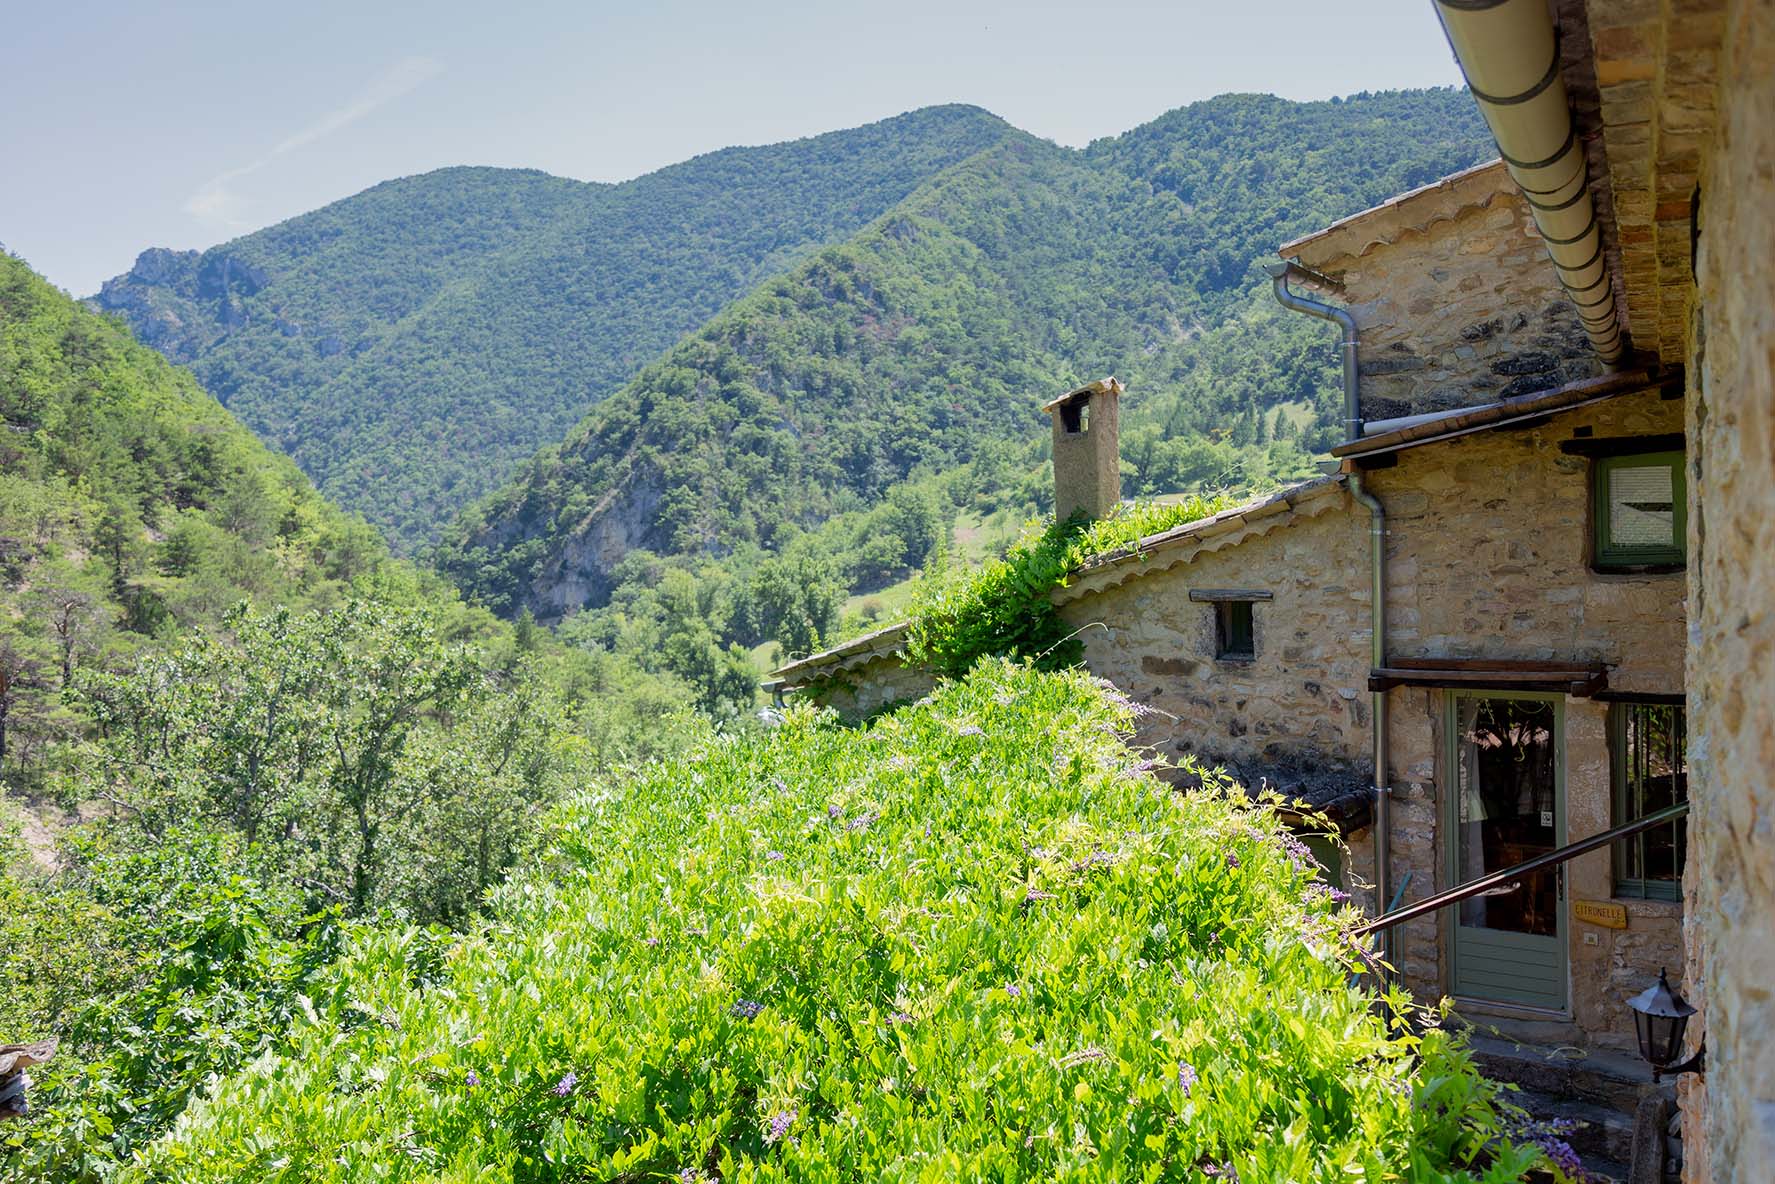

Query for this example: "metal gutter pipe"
[1348,471,1392,973]
[1264,260,1394,973]
[1265,262,1360,442]
[1432,0,1627,364]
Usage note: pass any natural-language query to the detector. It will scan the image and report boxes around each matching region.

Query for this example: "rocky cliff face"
[92,247,271,364]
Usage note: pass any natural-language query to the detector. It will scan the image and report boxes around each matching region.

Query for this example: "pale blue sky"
[3,1,1464,295]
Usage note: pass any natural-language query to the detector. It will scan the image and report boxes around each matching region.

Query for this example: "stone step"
[1468,1033,1652,1115]
[1466,1033,1680,1184]
[1510,1085,1637,1166]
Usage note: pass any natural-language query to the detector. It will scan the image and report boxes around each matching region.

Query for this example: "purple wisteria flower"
[1225,851,1241,869]
[846,811,878,833]
[1024,887,1057,902]
[955,724,983,737]
[765,850,785,862]
[679,1169,706,1184]
[765,1107,797,1144]
[1280,832,1317,870]
[888,1011,915,1025]
[1203,1161,1239,1182]
[553,1070,578,1097]
[643,936,661,947]
[731,999,765,1020]
[465,1069,479,1089]
[1004,982,1022,998]
[1498,1111,1601,1182]
[1177,1063,1198,1097]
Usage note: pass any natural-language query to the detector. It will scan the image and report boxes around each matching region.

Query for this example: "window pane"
[1608,463,1676,549]
[1456,697,1560,935]
[1616,702,1687,895]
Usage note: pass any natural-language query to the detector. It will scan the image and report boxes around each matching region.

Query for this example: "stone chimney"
[1044,377,1124,521]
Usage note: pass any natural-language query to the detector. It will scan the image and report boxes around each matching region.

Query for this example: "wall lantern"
[1626,968,1704,1082]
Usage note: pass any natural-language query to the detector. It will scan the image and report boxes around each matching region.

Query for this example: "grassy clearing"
[128,661,1538,1182]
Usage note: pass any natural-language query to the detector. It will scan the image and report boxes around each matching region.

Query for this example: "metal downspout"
[1264,262,1393,971]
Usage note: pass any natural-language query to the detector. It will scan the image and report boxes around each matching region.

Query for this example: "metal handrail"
[1355,801,1689,936]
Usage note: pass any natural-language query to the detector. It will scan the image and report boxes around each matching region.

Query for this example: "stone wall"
[795,649,935,720]
[1682,1,1775,1176]
[1366,386,1688,1051]
[1053,483,1373,803]
[1288,164,1605,422]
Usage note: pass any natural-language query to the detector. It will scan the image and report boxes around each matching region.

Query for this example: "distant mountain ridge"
[95,106,1014,550]
[97,91,1492,598]
[429,90,1494,620]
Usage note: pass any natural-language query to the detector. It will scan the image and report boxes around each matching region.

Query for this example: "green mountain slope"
[0,251,692,790]
[434,90,1491,621]
[93,106,1015,549]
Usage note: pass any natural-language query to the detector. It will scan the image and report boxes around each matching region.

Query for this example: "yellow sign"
[1574,900,1629,930]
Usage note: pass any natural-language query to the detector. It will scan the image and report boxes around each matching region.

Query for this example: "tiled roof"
[1330,368,1661,460]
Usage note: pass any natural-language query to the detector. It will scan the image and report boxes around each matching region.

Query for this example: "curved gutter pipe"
[1265,262,1360,443]
[1264,262,1394,974]
[1433,0,1627,363]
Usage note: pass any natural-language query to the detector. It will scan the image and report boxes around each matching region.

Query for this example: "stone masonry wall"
[1366,386,1687,1051]
[1054,489,1374,810]
[1682,1,1775,1176]
[800,651,935,719]
[1291,172,1605,423]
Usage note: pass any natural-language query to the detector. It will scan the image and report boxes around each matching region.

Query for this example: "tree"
[73,601,565,919]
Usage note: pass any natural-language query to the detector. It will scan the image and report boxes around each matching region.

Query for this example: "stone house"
[777,158,1692,1058]
[778,1,1773,1177]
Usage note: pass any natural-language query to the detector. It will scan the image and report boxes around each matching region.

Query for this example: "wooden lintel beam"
[1187,589,1275,603]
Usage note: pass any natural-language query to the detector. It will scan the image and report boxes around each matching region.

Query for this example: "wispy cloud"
[185,55,444,228]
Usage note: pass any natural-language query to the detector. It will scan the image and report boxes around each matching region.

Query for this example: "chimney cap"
[1042,376,1123,414]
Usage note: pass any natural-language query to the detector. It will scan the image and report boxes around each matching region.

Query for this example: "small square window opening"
[1216,600,1254,660]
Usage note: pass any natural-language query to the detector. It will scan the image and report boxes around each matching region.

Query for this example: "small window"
[1595,451,1685,569]
[1612,700,1687,900]
[1216,601,1254,660]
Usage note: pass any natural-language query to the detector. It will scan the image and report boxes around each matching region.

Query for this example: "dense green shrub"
[906,496,1234,678]
[0,829,356,1183]
[123,661,1544,1181]
[70,599,641,924]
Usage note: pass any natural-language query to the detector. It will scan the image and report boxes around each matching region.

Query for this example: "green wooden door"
[1446,693,1567,1010]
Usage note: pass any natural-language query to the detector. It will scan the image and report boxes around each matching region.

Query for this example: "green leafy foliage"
[0,246,709,1181]
[0,828,355,1183]
[906,497,1235,679]
[75,600,588,922]
[0,596,706,1181]
[120,661,1544,1181]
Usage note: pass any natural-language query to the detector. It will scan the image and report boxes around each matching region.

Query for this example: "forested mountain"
[97,95,1487,557]
[432,90,1492,627]
[93,106,1014,549]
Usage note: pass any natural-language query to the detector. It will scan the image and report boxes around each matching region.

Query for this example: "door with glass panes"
[1446,693,1567,1010]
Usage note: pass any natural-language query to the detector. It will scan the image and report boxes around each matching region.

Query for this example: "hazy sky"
[4,1,1465,295]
